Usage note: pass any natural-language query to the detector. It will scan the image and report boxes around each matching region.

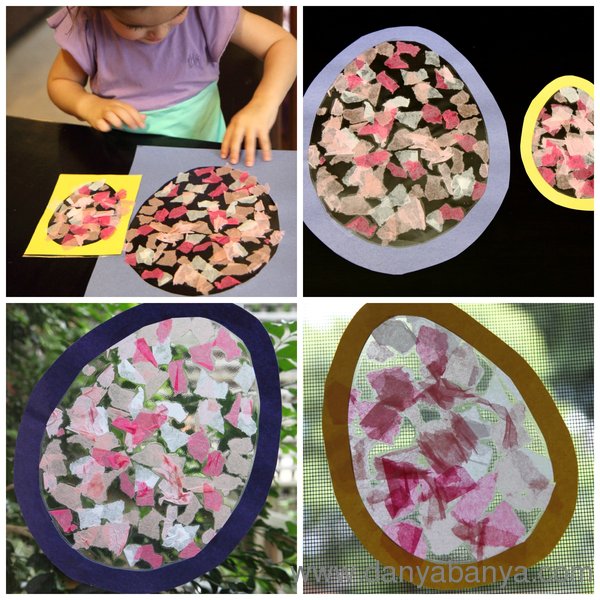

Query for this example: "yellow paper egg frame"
[520,75,594,211]
[323,303,578,590]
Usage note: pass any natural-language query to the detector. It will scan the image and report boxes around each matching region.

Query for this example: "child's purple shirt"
[48,7,240,111]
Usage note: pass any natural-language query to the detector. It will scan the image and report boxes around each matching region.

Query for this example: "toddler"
[47,6,297,166]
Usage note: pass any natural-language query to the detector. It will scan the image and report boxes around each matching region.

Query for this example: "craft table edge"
[6,116,219,297]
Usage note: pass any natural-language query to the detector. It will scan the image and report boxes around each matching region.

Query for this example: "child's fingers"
[259,131,272,161]
[112,106,140,130]
[102,110,124,130]
[227,128,245,165]
[220,128,231,159]
[133,111,146,129]
[125,106,146,129]
[244,131,256,167]
[93,118,112,133]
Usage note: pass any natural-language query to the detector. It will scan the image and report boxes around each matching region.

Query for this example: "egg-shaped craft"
[14,304,281,593]
[47,181,128,247]
[304,27,509,274]
[323,304,576,590]
[521,76,594,211]
[124,166,284,296]
[24,174,141,258]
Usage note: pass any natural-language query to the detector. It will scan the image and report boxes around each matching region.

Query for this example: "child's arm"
[47,50,146,132]
[220,9,297,166]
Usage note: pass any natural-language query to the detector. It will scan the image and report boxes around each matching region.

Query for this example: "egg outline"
[24,173,140,257]
[124,166,283,296]
[47,180,123,247]
[304,27,510,274]
[323,303,577,590]
[520,75,594,211]
[14,303,282,593]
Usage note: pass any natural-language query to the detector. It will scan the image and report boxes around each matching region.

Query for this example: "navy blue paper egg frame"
[14,303,282,593]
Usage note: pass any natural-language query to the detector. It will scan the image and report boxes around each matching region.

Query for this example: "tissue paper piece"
[348,316,554,562]
[308,41,489,246]
[124,165,283,295]
[39,317,259,569]
[24,174,141,257]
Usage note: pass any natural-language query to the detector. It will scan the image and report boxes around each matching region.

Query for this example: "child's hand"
[224,9,297,167]
[77,95,146,132]
[221,98,278,167]
[48,50,146,133]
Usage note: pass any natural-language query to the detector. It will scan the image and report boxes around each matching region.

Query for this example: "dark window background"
[303,6,594,297]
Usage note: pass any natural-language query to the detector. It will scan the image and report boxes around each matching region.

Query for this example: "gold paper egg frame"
[520,75,594,211]
[323,303,578,590]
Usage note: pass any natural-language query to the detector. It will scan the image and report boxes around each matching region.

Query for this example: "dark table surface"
[7,116,219,297]
[303,6,594,297]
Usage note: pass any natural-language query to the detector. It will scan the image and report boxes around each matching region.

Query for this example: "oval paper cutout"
[47,181,128,247]
[309,41,490,247]
[124,166,283,295]
[521,76,594,211]
[40,317,259,570]
[15,304,281,593]
[304,27,509,274]
[324,304,577,590]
